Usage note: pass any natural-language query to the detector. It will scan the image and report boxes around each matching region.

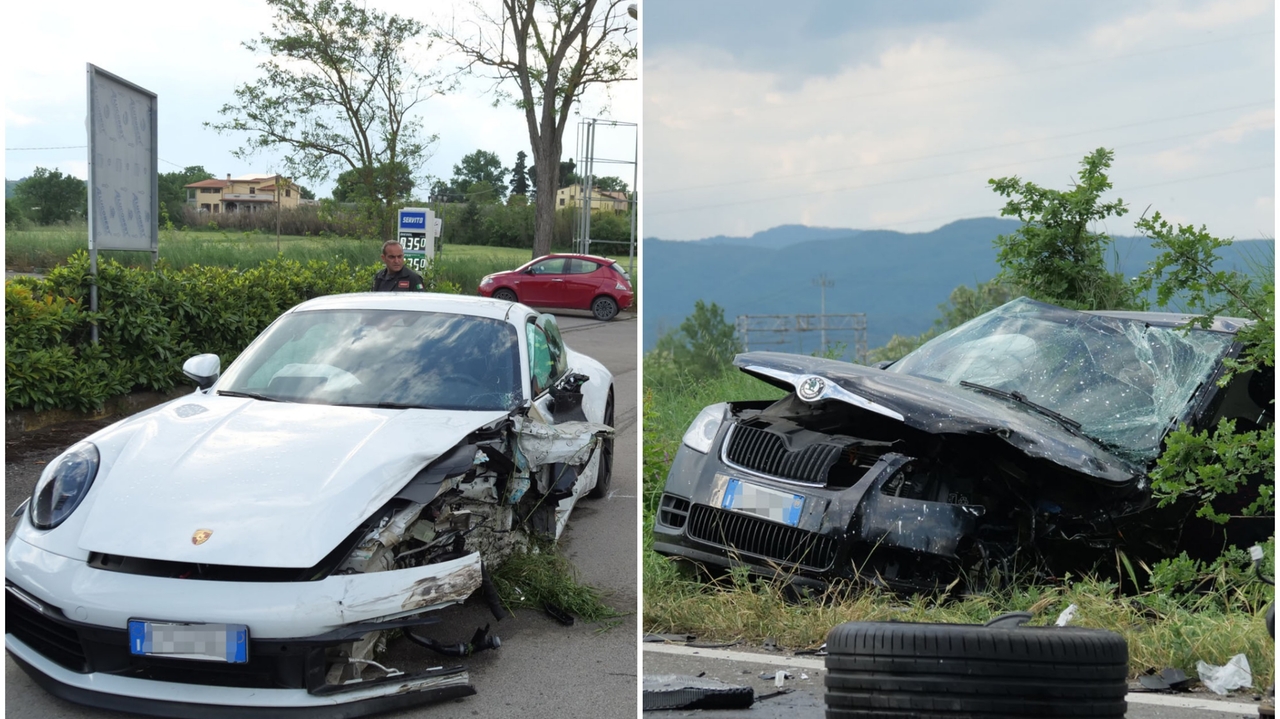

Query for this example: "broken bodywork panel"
[654,298,1273,591]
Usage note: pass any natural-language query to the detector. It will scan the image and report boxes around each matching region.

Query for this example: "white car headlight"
[31,441,99,529]
[481,276,494,286]
[681,404,727,454]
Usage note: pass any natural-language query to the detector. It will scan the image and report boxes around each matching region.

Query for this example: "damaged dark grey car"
[654,298,1273,591]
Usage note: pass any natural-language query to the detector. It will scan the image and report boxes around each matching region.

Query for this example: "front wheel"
[591,295,619,321]
[587,390,614,499]
[493,288,517,303]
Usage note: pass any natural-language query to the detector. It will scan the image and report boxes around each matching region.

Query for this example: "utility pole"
[813,274,834,353]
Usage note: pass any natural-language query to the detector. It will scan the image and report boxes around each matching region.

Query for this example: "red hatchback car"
[478,253,634,321]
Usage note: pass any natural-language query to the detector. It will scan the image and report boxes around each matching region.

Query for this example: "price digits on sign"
[399,235,430,252]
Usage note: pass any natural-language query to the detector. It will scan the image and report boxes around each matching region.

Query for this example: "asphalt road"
[642,644,1268,719]
[4,311,639,719]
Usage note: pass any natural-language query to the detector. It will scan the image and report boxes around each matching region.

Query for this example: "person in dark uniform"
[372,240,425,291]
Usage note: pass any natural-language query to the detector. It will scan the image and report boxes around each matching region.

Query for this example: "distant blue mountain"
[690,224,863,249]
[642,217,1273,355]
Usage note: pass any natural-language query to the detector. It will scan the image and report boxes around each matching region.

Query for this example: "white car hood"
[78,396,508,568]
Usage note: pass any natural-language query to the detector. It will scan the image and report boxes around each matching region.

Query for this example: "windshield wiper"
[958,381,1082,430]
[216,390,282,402]
[334,401,441,410]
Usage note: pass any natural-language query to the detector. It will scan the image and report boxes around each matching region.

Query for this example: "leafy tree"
[558,159,580,189]
[989,148,1141,311]
[332,162,414,204]
[653,300,743,381]
[14,167,87,225]
[590,175,628,194]
[209,0,441,239]
[6,198,29,229]
[1134,213,1274,526]
[158,165,214,228]
[437,0,636,258]
[510,151,531,196]
[298,185,315,200]
[450,150,507,202]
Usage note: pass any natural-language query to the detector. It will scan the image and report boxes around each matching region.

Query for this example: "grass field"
[642,366,1275,689]
[5,224,637,297]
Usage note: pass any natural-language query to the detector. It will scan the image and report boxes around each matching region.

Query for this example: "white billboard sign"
[87,64,158,253]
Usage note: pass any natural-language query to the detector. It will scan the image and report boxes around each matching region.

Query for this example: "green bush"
[5,251,459,412]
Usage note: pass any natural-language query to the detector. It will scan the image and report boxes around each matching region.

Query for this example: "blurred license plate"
[128,620,248,663]
[721,478,805,527]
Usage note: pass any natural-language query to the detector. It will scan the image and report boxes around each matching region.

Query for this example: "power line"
[5,145,87,151]
[650,100,1274,195]
[648,121,1276,217]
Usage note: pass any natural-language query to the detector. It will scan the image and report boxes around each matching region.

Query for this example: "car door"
[560,258,603,309]
[519,257,567,306]
[521,315,612,536]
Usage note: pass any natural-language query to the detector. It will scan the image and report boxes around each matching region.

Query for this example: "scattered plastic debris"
[758,670,792,682]
[642,633,696,643]
[1138,667,1192,692]
[756,688,794,701]
[642,675,754,711]
[544,603,574,626]
[1197,654,1252,695]
[1055,603,1078,627]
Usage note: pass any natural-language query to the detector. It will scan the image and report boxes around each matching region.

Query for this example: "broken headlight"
[682,403,727,454]
[31,441,100,529]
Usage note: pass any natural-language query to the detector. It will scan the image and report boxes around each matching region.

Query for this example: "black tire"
[587,390,614,499]
[591,295,619,321]
[824,620,1128,719]
[493,288,517,303]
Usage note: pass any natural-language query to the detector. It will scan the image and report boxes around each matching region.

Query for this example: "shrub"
[5,251,458,412]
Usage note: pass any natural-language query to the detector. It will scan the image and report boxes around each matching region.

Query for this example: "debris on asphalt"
[643,633,696,643]
[642,675,754,711]
[1137,667,1192,692]
[756,688,794,701]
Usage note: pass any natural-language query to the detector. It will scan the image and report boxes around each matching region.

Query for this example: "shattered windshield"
[887,298,1233,463]
[219,309,522,411]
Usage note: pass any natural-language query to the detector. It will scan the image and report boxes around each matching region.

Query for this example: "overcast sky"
[4,1,637,199]
[643,0,1274,241]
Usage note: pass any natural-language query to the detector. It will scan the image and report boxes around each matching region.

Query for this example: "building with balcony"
[184,173,303,213]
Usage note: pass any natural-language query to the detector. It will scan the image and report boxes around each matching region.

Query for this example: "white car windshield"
[888,298,1234,463]
[219,309,522,411]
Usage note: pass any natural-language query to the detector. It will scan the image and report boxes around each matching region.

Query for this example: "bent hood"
[78,396,508,568]
[735,352,1143,484]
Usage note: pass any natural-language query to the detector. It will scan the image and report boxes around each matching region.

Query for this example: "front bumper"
[6,535,484,716]
[653,435,980,588]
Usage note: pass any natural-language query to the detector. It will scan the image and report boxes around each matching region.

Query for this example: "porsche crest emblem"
[797,376,826,402]
[191,529,213,546]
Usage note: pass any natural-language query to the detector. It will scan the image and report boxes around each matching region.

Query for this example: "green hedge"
[5,251,459,412]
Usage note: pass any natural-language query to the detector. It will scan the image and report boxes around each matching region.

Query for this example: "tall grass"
[642,364,1275,688]
[4,224,563,295]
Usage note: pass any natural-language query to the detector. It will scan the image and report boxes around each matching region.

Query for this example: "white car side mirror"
[183,354,221,390]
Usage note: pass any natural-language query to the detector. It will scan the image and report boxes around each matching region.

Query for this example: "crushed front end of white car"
[6,293,615,718]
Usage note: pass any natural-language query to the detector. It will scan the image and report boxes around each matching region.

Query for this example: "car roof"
[1085,309,1252,334]
[288,292,529,322]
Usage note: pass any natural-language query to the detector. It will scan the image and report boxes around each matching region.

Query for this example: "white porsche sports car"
[6,292,615,717]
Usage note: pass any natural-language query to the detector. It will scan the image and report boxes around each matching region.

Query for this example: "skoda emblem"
[797,376,826,402]
[191,529,213,546]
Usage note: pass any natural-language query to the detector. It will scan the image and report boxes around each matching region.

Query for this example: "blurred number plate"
[128,620,248,663]
[721,478,805,527]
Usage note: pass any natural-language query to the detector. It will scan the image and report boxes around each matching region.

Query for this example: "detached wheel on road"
[591,295,619,321]
[494,288,517,302]
[588,390,614,499]
[824,614,1128,718]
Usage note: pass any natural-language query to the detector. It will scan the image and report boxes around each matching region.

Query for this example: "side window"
[531,258,566,275]
[526,323,554,396]
[567,259,599,274]
[536,314,570,382]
